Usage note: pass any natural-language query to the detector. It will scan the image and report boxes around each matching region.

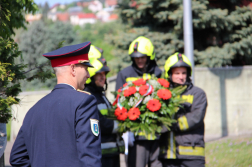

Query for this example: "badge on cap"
[90,119,99,136]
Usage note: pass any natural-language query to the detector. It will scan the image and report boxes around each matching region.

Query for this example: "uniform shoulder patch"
[90,119,99,136]
[77,89,91,95]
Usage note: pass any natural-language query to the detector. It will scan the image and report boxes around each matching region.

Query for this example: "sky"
[34,0,76,7]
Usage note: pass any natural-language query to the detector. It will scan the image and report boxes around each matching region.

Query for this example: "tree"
[16,20,77,91]
[0,0,53,123]
[106,0,252,71]
[75,21,125,76]
[42,2,50,20]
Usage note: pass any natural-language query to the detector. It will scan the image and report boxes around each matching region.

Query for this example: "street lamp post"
[183,0,195,83]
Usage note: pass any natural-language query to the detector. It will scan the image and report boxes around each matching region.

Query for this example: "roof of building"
[109,14,118,20]
[78,13,96,19]
[56,13,69,21]
[68,6,83,13]
[50,3,60,10]
[106,0,117,6]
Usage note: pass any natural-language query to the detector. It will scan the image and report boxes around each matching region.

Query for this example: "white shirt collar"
[58,83,76,90]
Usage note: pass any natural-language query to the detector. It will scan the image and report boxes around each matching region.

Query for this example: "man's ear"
[70,64,76,76]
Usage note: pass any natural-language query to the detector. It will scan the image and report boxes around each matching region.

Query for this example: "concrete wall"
[11,66,252,142]
[11,91,50,142]
[195,66,252,140]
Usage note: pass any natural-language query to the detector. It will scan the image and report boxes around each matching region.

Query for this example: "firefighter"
[116,36,162,167]
[115,36,162,90]
[159,52,208,167]
[84,45,124,167]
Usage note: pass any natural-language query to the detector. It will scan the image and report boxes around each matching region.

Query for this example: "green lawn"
[6,121,11,141]
[206,135,252,167]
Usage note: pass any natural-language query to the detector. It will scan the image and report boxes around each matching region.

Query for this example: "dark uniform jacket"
[115,61,162,140]
[85,84,124,157]
[115,61,162,91]
[159,82,207,160]
[10,84,102,167]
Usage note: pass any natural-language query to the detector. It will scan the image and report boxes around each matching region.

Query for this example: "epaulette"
[77,89,91,95]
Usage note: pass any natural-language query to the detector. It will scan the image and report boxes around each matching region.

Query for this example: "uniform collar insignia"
[77,89,91,95]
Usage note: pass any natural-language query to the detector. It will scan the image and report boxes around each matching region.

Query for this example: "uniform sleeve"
[75,95,102,167]
[115,70,126,91]
[10,127,31,167]
[177,90,207,132]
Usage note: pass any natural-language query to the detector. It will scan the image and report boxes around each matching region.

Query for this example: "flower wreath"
[109,76,186,138]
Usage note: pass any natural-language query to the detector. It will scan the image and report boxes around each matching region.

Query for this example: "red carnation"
[139,85,153,96]
[157,89,172,100]
[157,78,170,88]
[123,87,137,97]
[123,83,128,87]
[115,107,128,121]
[147,99,161,112]
[128,108,141,120]
[133,78,146,86]
[118,89,122,93]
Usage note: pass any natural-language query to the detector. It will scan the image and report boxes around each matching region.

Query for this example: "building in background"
[56,13,69,22]
[26,0,119,25]
[25,14,42,23]
[88,0,103,13]
[71,13,96,25]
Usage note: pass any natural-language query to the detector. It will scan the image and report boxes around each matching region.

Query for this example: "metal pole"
[183,0,195,83]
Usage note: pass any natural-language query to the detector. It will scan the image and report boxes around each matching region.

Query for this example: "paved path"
[4,141,12,167]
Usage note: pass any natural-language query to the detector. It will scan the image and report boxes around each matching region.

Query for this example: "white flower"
[120,96,126,103]
[148,79,160,89]
[143,95,152,104]
[134,93,141,100]
[128,97,135,106]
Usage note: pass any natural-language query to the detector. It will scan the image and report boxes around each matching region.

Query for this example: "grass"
[206,135,252,167]
[6,121,11,141]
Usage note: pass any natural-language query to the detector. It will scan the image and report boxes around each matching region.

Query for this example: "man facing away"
[159,52,208,167]
[10,42,102,167]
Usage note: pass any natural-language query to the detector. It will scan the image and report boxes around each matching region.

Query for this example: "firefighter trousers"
[128,140,162,167]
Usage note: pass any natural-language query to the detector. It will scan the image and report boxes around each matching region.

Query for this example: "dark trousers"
[101,154,120,167]
[162,159,205,167]
[128,140,162,167]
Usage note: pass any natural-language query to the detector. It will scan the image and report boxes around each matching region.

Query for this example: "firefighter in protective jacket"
[116,36,162,167]
[159,53,208,167]
[84,45,124,167]
[115,36,162,90]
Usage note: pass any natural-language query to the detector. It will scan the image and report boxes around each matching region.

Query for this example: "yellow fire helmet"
[164,52,192,78]
[128,36,155,60]
[86,45,110,84]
